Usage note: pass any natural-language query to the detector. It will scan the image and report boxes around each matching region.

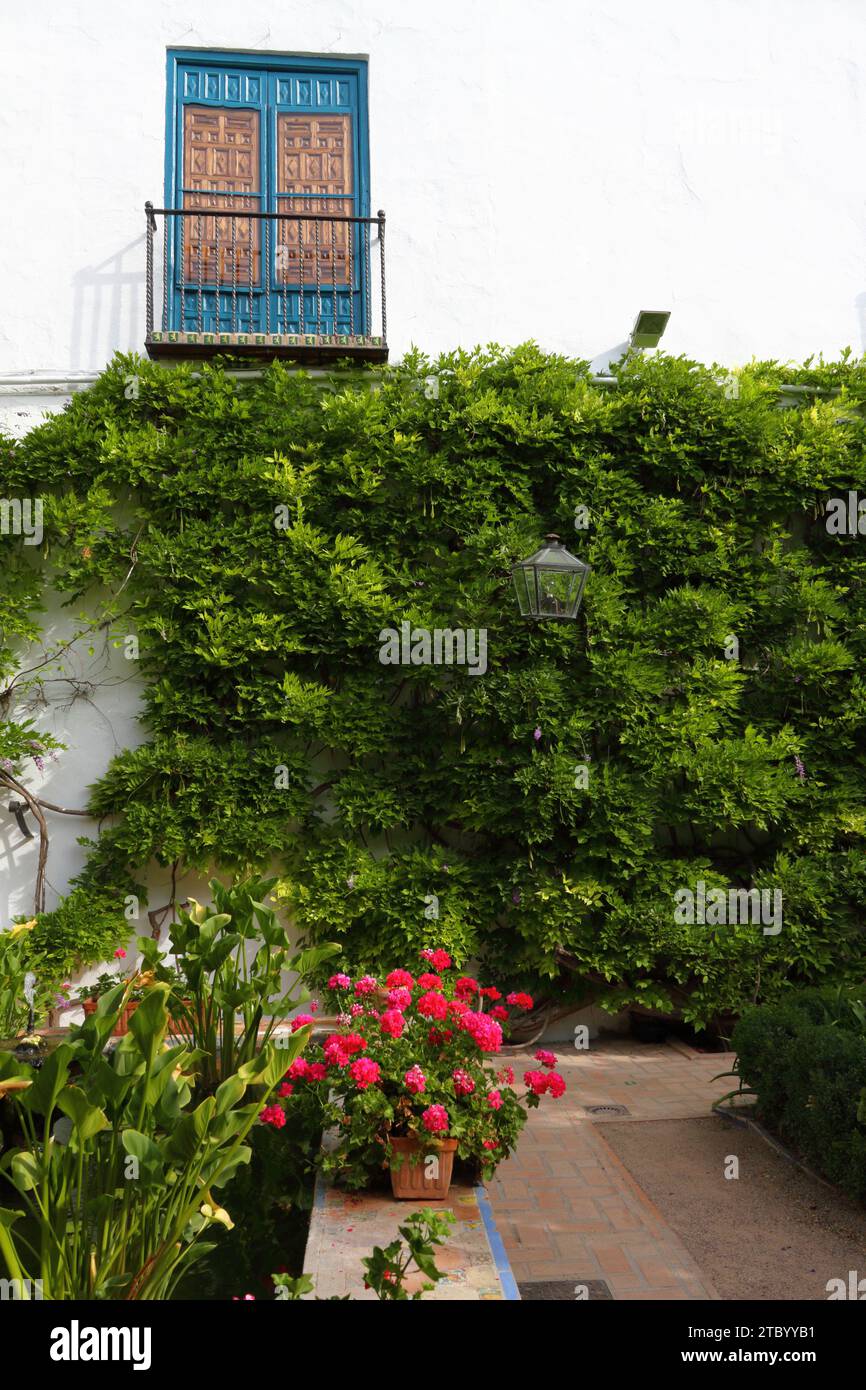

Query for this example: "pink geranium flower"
[452,1068,475,1096]
[459,1010,503,1052]
[420,948,452,971]
[380,1009,405,1039]
[421,1104,449,1134]
[323,1031,366,1068]
[455,976,479,999]
[487,1089,503,1110]
[417,972,443,991]
[417,990,449,1020]
[404,1064,426,1094]
[259,1104,286,1128]
[350,1057,381,1090]
[535,1050,557,1068]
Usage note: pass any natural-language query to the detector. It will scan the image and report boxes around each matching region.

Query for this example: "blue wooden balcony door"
[168,52,370,336]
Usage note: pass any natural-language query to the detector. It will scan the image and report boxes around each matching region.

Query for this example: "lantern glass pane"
[512,566,533,616]
[537,565,577,619]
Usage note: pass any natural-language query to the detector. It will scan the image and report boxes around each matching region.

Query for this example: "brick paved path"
[488,1038,734,1299]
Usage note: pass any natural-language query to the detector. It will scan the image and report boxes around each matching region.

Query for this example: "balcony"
[144,201,388,364]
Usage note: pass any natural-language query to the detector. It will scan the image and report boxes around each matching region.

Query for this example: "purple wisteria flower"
[793,754,806,780]
[533,727,542,743]
[512,889,522,905]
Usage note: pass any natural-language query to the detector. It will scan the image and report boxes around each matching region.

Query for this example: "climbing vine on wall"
[3,344,866,1026]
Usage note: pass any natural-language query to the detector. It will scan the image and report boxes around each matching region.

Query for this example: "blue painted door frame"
[165,50,370,335]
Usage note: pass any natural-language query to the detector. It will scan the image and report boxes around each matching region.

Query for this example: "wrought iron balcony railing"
[145,200,387,363]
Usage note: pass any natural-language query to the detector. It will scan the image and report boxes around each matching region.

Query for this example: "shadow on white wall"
[71,237,146,371]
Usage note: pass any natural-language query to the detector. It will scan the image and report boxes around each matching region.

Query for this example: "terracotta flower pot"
[112,1001,139,1036]
[81,997,139,1036]
[168,1000,195,1039]
[388,1135,458,1200]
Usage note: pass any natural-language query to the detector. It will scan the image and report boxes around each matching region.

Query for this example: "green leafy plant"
[270,1208,454,1300]
[0,981,305,1299]
[6,348,866,1026]
[12,889,129,983]
[0,928,56,1038]
[137,875,339,1093]
[75,965,154,1004]
[360,1208,454,1300]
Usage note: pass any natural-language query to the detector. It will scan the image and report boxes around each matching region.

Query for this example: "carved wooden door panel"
[269,73,366,336]
[273,114,354,333]
[182,106,261,287]
[170,59,368,335]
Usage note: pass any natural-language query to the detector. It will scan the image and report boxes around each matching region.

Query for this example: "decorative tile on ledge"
[146,331,388,363]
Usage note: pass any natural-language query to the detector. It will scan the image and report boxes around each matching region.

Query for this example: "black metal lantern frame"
[512,533,591,623]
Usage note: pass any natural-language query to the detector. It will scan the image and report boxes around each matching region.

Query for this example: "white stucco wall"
[3,0,866,953]
[2,0,866,387]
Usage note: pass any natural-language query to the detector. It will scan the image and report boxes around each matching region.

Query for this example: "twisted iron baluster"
[299,215,305,335]
[282,214,288,332]
[231,209,237,332]
[363,221,370,337]
[145,203,154,337]
[265,214,271,335]
[214,203,221,334]
[315,216,321,333]
[247,210,254,331]
[180,213,186,330]
[347,219,354,336]
[378,209,387,344]
[331,218,338,335]
[196,213,203,333]
[162,214,168,331]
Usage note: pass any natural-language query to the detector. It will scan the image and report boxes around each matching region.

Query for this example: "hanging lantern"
[512,534,590,622]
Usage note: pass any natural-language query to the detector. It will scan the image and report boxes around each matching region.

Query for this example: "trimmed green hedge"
[733,989,866,1198]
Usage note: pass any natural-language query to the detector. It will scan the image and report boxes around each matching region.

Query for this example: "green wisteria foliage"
[3,344,866,1026]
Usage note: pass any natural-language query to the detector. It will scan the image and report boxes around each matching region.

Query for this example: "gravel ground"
[599,1115,866,1301]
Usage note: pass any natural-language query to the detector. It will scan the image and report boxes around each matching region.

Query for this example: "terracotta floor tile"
[488,1038,724,1301]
